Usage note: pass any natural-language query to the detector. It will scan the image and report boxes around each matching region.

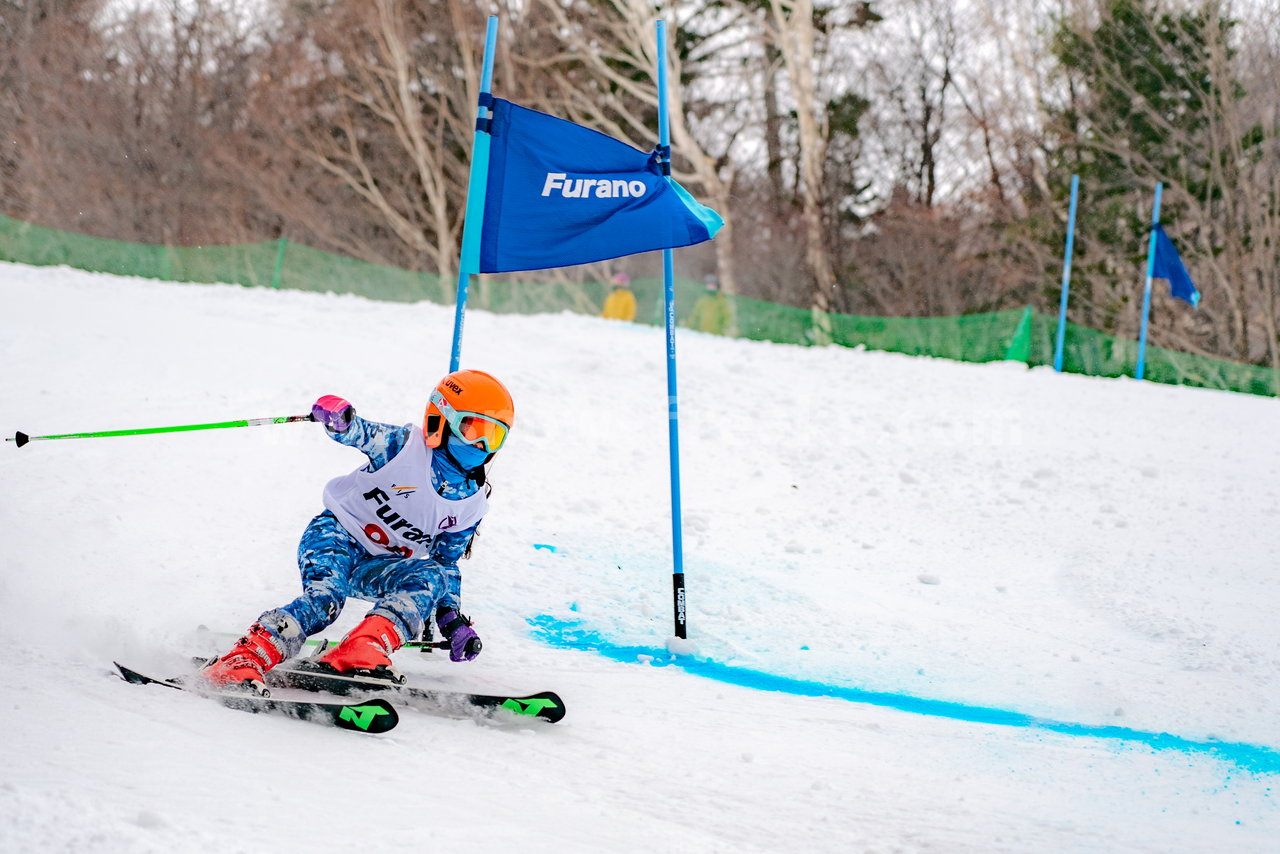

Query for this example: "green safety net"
[2,213,1275,397]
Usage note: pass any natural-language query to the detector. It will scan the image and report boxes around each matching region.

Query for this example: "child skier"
[199,368,515,693]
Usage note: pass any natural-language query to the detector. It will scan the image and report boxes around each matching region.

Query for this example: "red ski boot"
[199,622,287,694]
[317,614,405,681]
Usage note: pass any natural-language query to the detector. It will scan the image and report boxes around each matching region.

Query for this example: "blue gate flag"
[467,98,723,274]
[1151,225,1201,306]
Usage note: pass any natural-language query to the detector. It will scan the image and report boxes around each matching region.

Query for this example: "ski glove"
[312,395,355,433]
[437,609,482,662]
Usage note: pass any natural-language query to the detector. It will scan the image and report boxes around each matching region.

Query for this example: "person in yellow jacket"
[601,273,637,321]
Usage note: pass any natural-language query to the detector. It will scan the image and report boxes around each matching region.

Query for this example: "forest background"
[2,0,1278,370]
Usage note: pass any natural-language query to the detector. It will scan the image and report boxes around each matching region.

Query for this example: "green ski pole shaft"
[7,414,315,448]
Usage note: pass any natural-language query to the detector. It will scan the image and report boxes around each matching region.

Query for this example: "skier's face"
[446,433,490,470]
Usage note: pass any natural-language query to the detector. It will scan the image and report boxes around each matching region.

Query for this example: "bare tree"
[7,0,266,244]
[860,0,962,208]
[1188,1,1280,369]
[242,0,490,277]
[766,0,838,328]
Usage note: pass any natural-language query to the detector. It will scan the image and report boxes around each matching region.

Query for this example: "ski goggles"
[430,389,510,453]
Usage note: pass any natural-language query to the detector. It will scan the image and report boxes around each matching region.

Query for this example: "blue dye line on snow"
[529,615,1280,776]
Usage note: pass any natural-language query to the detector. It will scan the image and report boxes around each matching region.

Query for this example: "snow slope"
[1,261,1277,853]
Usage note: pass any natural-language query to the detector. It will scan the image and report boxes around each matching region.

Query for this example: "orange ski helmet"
[423,369,515,453]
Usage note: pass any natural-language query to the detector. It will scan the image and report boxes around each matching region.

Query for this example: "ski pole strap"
[7,414,315,447]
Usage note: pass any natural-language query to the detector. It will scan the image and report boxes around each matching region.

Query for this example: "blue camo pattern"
[260,416,481,651]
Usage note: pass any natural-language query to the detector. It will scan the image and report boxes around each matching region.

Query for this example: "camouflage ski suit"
[259,417,479,657]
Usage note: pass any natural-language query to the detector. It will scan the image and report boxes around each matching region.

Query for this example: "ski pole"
[6,414,315,448]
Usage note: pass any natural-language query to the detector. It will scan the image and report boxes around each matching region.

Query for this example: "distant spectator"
[689,273,731,335]
[601,272,637,322]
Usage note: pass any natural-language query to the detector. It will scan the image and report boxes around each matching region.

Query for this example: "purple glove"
[312,395,355,433]
[437,609,482,662]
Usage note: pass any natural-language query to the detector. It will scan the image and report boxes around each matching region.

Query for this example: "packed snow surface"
[2,261,1277,853]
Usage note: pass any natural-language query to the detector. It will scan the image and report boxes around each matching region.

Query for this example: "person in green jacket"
[689,274,731,335]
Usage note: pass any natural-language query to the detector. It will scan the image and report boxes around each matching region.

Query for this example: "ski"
[268,661,566,724]
[114,662,399,734]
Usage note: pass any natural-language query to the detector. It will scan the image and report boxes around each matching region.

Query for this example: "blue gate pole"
[449,15,500,372]
[656,20,687,640]
[1053,174,1080,372]
[1136,183,1163,381]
